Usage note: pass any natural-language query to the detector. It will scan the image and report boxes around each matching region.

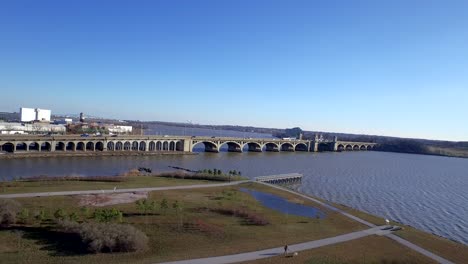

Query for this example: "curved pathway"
[159,226,392,264]
[0,180,454,263]
[0,181,249,198]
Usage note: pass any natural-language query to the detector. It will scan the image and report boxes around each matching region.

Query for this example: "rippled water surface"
[1,151,467,245]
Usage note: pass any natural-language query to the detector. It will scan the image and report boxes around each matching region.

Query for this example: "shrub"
[0,199,22,227]
[135,199,155,215]
[54,209,67,220]
[17,208,29,224]
[58,221,148,253]
[80,207,90,219]
[69,212,79,222]
[160,198,169,212]
[35,209,46,222]
[93,208,122,222]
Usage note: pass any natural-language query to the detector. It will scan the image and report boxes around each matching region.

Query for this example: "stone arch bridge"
[0,135,377,154]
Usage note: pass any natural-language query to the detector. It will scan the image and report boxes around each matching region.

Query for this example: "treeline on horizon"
[136,121,468,156]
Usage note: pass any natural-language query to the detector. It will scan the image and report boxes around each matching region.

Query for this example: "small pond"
[240,188,326,219]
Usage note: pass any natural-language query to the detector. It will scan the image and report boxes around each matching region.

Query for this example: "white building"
[20,108,51,122]
[20,108,36,122]
[108,125,133,134]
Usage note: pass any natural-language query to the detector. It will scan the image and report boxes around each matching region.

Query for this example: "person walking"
[284,244,288,255]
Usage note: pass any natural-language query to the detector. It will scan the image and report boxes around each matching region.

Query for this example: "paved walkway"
[0,181,249,198]
[0,180,455,264]
[159,226,392,264]
[257,183,454,264]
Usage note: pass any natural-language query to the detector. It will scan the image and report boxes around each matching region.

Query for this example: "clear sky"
[1,1,467,141]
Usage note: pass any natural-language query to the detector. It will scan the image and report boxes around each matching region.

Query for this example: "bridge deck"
[255,173,303,183]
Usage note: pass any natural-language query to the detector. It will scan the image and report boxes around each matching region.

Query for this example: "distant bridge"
[0,135,377,154]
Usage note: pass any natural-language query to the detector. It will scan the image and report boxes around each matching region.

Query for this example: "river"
[0,124,467,245]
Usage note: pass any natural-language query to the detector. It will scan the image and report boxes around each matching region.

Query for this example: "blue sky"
[1,1,467,141]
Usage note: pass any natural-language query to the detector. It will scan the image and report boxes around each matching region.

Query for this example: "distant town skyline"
[1,1,468,141]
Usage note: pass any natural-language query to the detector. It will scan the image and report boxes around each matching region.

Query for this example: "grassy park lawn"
[0,182,366,264]
[1,181,466,264]
[330,203,468,264]
[244,235,436,264]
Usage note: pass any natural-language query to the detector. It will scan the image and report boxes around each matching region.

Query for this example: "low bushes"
[0,199,22,227]
[155,171,243,182]
[58,221,148,253]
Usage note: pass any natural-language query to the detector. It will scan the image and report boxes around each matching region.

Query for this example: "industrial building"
[20,107,51,122]
[107,125,133,134]
[0,122,66,135]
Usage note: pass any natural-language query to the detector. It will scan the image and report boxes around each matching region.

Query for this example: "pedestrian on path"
[284,244,288,254]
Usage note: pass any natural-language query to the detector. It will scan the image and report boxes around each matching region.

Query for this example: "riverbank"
[0,177,466,263]
[0,150,196,159]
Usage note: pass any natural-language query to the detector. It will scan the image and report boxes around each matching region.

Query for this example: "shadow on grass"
[8,226,89,256]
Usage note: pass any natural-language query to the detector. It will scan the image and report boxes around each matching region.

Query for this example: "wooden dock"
[255,173,303,184]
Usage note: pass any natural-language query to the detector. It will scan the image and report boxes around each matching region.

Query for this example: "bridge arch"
[169,141,175,151]
[280,142,295,152]
[353,145,360,151]
[115,141,123,150]
[243,142,262,152]
[107,141,115,151]
[219,141,242,152]
[124,141,131,150]
[1,142,15,153]
[264,142,279,152]
[16,142,28,151]
[29,142,40,151]
[96,142,104,151]
[360,145,367,150]
[163,141,169,151]
[367,145,373,150]
[131,141,138,151]
[176,141,183,151]
[337,144,345,151]
[86,142,95,151]
[191,141,219,152]
[149,141,155,151]
[66,142,75,151]
[295,143,308,152]
[156,141,162,151]
[55,142,65,151]
[139,141,146,151]
[76,142,85,151]
[40,142,52,151]
[345,145,353,151]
